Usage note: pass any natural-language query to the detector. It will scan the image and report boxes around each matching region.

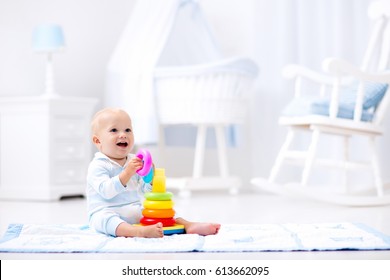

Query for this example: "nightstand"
[0,96,98,200]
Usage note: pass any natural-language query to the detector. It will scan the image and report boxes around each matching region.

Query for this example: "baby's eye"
[125,128,132,133]
[110,128,118,133]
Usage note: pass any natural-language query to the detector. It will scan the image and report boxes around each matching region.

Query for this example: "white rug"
[0,223,389,253]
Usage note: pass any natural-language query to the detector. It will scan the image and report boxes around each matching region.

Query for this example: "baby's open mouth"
[117,142,128,147]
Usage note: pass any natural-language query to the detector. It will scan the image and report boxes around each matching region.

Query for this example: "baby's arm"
[119,157,143,186]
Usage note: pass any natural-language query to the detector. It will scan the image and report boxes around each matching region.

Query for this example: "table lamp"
[32,24,65,98]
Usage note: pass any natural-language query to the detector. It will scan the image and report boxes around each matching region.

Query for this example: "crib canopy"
[105,0,221,144]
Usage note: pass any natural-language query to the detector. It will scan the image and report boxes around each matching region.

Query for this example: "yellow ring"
[143,200,174,210]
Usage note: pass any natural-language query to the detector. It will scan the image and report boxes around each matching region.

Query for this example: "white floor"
[1,187,390,260]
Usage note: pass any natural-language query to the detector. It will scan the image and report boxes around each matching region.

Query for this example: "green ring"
[144,192,173,201]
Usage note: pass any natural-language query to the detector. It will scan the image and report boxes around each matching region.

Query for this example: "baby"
[86,108,220,238]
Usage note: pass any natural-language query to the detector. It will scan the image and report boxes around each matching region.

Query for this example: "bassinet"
[154,56,259,196]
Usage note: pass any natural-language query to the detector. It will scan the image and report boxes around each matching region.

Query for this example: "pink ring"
[136,149,152,176]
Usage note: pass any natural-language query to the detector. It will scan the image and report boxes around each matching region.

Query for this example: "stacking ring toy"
[144,192,173,201]
[136,149,152,176]
[142,208,175,218]
[143,200,173,210]
[140,217,176,227]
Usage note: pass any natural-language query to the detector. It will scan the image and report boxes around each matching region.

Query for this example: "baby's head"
[91,108,134,162]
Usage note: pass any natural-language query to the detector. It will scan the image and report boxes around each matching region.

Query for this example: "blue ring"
[143,167,154,183]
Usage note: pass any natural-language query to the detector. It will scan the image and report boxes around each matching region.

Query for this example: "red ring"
[140,217,176,227]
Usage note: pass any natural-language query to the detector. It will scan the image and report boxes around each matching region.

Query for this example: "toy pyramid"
[135,149,184,235]
[140,168,184,235]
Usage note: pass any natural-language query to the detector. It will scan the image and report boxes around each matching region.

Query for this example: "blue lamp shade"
[32,24,65,52]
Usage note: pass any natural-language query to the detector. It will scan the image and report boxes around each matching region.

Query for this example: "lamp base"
[42,53,60,99]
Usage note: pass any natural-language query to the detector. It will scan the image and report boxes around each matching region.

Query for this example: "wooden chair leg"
[343,136,350,193]
[269,128,295,183]
[369,136,384,197]
[301,129,320,186]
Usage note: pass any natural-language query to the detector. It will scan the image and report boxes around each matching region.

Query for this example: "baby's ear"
[92,135,100,145]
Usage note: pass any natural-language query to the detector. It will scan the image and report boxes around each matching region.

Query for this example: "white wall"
[0,0,135,100]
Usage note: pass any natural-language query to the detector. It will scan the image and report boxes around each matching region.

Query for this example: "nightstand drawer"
[55,143,87,161]
[0,96,98,200]
[52,164,87,184]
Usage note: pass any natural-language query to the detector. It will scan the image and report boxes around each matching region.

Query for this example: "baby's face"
[93,111,134,162]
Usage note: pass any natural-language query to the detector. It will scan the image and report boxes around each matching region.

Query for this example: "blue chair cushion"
[338,81,388,109]
[282,81,388,122]
[282,97,374,122]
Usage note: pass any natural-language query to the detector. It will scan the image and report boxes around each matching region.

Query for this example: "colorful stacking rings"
[134,150,185,234]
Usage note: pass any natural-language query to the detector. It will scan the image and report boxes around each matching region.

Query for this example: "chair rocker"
[252,0,390,206]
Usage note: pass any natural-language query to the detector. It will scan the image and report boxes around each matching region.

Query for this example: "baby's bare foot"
[185,223,221,236]
[115,222,164,238]
[137,222,164,238]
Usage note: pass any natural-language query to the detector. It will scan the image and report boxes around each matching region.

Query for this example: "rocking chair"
[252,0,390,206]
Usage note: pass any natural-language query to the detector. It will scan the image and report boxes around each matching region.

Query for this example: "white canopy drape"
[105,0,220,144]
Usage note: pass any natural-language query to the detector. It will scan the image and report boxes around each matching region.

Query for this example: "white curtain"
[105,0,220,145]
[105,0,179,145]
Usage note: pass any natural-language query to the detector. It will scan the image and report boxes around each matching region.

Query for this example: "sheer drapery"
[105,0,220,144]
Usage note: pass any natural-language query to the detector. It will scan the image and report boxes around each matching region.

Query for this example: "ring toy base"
[163,224,185,235]
[134,224,185,235]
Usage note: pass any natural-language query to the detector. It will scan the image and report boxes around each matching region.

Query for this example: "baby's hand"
[119,157,144,187]
[126,157,143,176]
